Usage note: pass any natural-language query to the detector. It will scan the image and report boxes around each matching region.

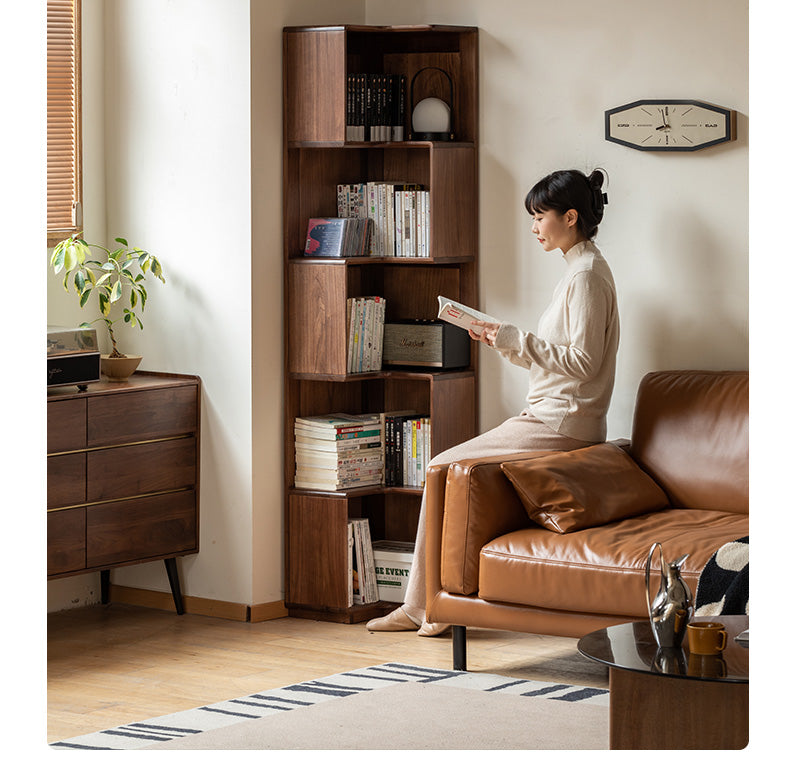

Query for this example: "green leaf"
[74,240,88,265]
[85,269,96,286]
[51,248,65,274]
[115,237,128,246]
[99,292,110,316]
[74,271,86,292]
[110,280,123,302]
[130,289,138,309]
[63,243,78,272]
[101,261,115,271]
[79,288,92,307]
[95,272,111,286]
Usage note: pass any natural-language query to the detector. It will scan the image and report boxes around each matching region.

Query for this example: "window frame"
[47,0,83,247]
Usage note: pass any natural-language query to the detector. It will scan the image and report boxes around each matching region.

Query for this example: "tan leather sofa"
[424,370,748,669]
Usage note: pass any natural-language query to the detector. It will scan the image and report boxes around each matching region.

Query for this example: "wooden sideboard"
[47,372,201,613]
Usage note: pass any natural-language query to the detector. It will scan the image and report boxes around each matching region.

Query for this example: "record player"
[47,325,101,390]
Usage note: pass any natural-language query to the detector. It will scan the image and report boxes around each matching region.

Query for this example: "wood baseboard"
[108,585,289,623]
[109,585,249,621]
[249,601,289,622]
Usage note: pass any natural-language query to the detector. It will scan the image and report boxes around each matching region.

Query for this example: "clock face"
[605,100,733,151]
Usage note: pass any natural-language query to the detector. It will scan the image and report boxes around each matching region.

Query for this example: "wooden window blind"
[47,0,82,246]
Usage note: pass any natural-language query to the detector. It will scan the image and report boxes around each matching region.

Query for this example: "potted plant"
[50,234,166,381]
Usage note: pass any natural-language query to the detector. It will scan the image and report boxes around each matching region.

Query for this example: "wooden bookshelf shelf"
[282,24,479,623]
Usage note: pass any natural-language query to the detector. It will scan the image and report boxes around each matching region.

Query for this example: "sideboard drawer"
[47,453,86,509]
[87,437,197,503]
[48,508,86,575]
[87,387,198,447]
[86,491,197,568]
[48,398,86,453]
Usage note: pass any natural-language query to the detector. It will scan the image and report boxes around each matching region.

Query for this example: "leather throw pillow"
[501,443,669,533]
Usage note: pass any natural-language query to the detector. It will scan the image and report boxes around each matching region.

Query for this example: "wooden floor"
[47,603,608,743]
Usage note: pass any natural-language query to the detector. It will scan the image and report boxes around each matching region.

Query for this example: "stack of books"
[294,413,384,491]
[346,296,385,373]
[336,182,430,258]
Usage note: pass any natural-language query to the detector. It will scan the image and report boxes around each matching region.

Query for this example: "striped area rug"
[51,663,609,750]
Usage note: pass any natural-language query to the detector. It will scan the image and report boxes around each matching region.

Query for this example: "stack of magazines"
[346,296,385,373]
[294,414,384,491]
[348,518,378,605]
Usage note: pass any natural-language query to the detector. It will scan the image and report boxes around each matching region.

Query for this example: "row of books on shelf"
[346,296,385,373]
[337,182,430,258]
[383,413,432,488]
[293,412,431,491]
[346,73,407,143]
[348,519,415,607]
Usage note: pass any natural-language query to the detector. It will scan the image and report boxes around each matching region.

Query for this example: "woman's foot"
[417,621,451,637]
[366,606,421,631]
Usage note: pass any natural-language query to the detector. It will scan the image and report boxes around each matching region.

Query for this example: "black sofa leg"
[452,625,467,671]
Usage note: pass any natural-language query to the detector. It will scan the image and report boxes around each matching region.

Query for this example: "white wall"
[46,0,108,611]
[47,0,365,611]
[47,0,748,611]
[366,0,749,439]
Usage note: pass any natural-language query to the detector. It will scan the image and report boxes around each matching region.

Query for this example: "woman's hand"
[469,320,501,347]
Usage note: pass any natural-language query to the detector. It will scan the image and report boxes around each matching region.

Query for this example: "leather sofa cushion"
[630,370,748,513]
[501,443,669,533]
[478,508,749,617]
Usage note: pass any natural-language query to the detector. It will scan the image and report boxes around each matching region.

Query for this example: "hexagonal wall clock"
[605,99,735,151]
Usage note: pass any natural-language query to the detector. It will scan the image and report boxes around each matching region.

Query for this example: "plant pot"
[101,354,142,382]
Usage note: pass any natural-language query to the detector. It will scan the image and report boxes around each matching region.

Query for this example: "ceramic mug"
[687,621,728,655]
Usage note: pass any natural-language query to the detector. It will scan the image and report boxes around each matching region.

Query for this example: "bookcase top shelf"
[287,141,476,150]
[283,24,477,34]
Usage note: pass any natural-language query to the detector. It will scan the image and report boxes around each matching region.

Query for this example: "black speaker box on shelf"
[47,326,101,390]
[383,320,470,370]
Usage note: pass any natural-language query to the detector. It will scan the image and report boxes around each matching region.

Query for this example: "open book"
[437,296,498,335]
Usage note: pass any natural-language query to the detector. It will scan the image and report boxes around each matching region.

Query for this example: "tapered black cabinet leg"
[164,557,185,615]
[452,625,467,671]
[100,569,110,605]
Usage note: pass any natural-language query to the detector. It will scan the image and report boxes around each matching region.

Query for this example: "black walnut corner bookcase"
[283,25,479,623]
[47,372,201,614]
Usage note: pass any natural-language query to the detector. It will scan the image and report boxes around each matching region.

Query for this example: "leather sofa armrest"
[425,462,451,618]
[436,451,557,596]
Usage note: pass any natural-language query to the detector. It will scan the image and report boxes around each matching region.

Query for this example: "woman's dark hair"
[525,169,608,240]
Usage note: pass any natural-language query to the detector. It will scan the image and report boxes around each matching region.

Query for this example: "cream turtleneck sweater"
[493,240,619,442]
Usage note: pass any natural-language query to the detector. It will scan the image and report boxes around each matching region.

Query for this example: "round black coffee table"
[578,615,748,749]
